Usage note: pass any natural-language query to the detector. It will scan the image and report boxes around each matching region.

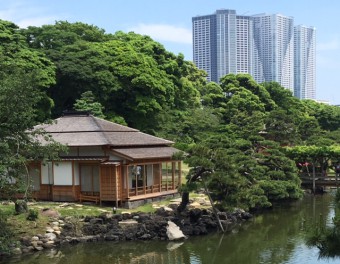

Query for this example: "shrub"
[0,209,14,255]
[26,209,39,221]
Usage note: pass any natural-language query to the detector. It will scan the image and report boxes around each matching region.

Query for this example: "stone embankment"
[8,198,252,256]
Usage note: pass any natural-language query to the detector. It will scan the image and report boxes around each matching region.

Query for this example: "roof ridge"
[91,115,111,145]
[137,131,174,144]
[92,115,139,132]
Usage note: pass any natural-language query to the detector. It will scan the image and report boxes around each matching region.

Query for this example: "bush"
[26,209,39,221]
[0,209,14,255]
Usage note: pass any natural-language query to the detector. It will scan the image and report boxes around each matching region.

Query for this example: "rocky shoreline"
[4,204,252,257]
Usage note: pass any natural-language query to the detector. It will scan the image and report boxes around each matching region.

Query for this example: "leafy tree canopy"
[73,91,105,119]
[0,70,65,199]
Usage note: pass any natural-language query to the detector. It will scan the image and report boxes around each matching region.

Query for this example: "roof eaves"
[110,149,134,161]
[58,156,109,161]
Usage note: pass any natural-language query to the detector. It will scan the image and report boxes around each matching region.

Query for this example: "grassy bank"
[0,197,176,242]
[0,163,194,253]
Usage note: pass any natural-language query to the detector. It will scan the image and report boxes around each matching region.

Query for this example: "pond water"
[3,192,340,264]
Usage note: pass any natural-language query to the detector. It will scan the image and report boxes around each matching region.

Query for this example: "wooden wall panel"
[52,186,77,201]
[100,166,122,201]
[34,185,52,200]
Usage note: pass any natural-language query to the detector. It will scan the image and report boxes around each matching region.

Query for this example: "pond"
[3,192,340,264]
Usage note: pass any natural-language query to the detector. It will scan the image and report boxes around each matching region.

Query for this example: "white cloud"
[16,16,58,28]
[128,23,192,44]
[0,1,61,28]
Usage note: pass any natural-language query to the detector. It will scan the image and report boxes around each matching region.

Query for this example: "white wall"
[74,162,80,185]
[41,162,53,184]
[53,162,73,185]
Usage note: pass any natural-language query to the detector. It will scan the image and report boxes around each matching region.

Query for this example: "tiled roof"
[112,147,180,160]
[36,115,138,133]
[35,114,173,147]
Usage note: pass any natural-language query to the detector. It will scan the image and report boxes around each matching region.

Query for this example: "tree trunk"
[177,191,190,212]
[202,178,225,232]
[312,164,316,194]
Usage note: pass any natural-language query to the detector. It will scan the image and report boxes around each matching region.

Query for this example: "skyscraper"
[252,13,294,92]
[192,9,316,99]
[192,9,253,83]
[294,25,316,99]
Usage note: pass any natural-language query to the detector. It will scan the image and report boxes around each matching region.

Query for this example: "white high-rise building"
[252,13,294,92]
[192,14,215,82]
[294,25,316,99]
[192,9,316,99]
[236,16,254,75]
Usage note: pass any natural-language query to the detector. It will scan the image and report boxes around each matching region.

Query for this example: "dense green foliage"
[0,69,65,200]
[0,209,13,255]
[1,19,340,212]
[73,91,106,119]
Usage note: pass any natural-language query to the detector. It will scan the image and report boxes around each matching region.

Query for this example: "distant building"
[294,25,316,99]
[192,9,316,99]
[252,13,294,92]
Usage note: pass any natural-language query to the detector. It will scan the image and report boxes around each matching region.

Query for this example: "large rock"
[166,221,186,240]
[11,248,22,255]
[44,232,57,241]
[118,219,138,227]
[41,209,60,218]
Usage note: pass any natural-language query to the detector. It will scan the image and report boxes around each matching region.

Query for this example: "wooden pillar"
[159,163,162,192]
[72,161,75,200]
[99,166,104,205]
[166,162,168,191]
[172,162,175,190]
[120,166,123,200]
[115,166,119,208]
[143,165,146,195]
[125,166,129,199]
[178,161,182,187]
[135,167,138,196]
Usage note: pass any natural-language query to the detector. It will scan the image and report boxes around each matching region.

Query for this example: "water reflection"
[3,193,340,264]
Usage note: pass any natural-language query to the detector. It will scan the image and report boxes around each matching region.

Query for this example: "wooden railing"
[300,172,340,189]
[79,192,100,204]
[127,183,177,197]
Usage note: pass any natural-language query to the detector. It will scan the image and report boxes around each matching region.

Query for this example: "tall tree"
[0,20,56,121]
[302,99,340,131]
[0,70,64,199]
[21,23,204,133]
[73,91,105,119]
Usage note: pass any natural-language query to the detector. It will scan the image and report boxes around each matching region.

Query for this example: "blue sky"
[1,0,339,105]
